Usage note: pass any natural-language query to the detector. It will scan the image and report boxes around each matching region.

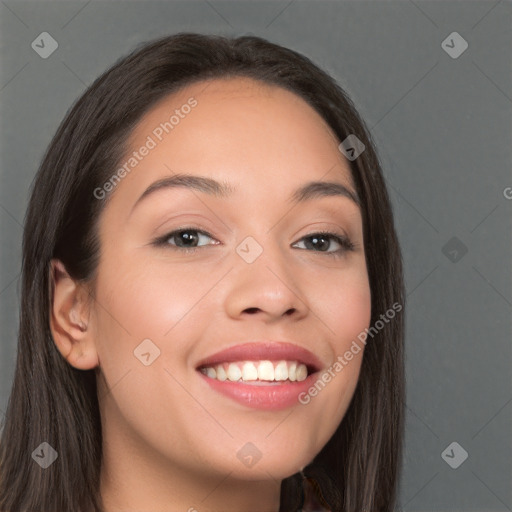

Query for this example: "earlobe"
[49,258,99,370]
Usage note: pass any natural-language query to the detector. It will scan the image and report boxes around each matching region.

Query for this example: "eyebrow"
[130,173,360,215]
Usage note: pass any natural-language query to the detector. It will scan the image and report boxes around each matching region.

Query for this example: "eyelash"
[152,226,356,258]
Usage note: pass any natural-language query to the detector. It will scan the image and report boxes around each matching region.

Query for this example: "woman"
[0,33,405,512]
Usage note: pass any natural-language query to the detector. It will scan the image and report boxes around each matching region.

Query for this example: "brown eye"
[292,231,355,257]
[153,227,217,252]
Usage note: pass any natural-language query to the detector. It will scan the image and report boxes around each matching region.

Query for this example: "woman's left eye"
[292,231,355,256]
[152,228,355,257]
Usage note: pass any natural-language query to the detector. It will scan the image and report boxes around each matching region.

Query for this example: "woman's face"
[90,77,371,483]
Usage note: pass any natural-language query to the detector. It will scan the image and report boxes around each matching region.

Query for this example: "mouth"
[197,360,314,384]
[195,341,323,410]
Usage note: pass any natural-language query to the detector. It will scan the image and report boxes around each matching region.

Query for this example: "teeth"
[296,364,308,382]
[288,361,297,382]
[227,363,242,381]
[274,361,288,381]
[258,360,274,381]
[216,365,227,381]
[241,362,258,381]
[200,360,310,383]
[205,367,217,379]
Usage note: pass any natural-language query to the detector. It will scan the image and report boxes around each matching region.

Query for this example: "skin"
[49,77,372,512]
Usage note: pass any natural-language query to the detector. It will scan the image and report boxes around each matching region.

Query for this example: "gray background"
[1,0,511,510]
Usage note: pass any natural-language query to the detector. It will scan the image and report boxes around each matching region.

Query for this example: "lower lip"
[197,371,318,410]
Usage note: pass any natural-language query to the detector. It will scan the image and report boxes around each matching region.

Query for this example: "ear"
[49,258,99,370]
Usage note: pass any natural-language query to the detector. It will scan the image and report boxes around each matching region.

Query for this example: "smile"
[199,360,309,383]
[195,341,323,410]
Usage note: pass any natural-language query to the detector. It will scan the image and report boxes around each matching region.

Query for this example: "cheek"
[96,255,213,341]
[297,272,370,448]
[92,254,221,392]
[317,265,372,351]
[295,263,370,396]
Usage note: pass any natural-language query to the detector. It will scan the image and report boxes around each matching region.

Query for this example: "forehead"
[113,76,356,208]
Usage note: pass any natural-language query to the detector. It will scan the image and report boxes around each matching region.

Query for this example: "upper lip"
[195,341,324,373]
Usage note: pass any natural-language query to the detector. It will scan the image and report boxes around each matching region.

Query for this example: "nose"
[223,241,309,323]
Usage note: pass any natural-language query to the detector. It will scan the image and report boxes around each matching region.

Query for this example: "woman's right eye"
[152,228,217,253]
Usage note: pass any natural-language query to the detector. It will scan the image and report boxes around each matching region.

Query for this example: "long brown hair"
[0,33,405,512]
